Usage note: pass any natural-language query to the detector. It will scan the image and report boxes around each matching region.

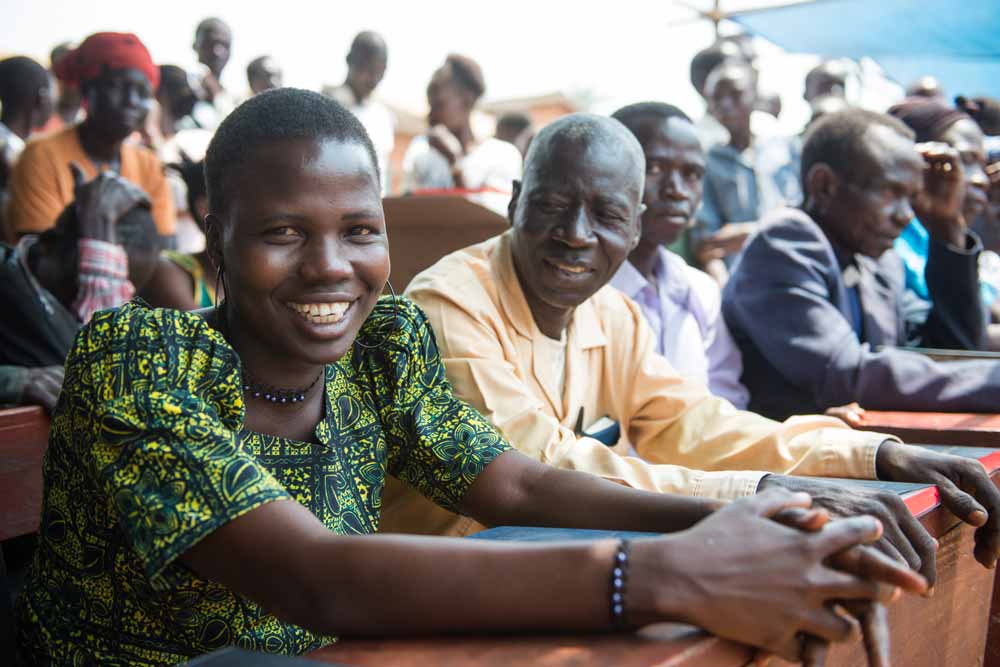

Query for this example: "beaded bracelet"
[610,539,631,630]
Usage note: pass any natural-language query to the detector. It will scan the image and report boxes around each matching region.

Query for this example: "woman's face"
[212,137,389,366]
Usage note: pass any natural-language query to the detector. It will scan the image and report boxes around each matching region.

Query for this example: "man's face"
[707,68,756,137]
[823,125,923,258]
[938,118,989,222]
[195,24,232,77]
[509,136,643,313]
[250,58,283,95]
[804,63,849,103]
[84,67,154,142]
[630,115,705,248]
[346,53,386,103]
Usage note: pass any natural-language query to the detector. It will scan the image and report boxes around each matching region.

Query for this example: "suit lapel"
[855,255,898,346]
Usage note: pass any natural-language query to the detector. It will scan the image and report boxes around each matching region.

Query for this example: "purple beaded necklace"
[241,366,323,405]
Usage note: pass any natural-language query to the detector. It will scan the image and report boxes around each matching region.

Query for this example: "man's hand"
[759,473,940,587]
[21,365,65,413]
[825,402,866,427]
[70,162,150,243]
[912,142,967,248]
[877,441,1000,569]
[427,125,464,166]
[634,489,911,663]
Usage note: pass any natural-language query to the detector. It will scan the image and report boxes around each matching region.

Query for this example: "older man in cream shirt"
[379,113,1000,583]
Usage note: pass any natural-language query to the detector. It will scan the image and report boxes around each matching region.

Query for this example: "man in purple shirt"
[610,102,749,407]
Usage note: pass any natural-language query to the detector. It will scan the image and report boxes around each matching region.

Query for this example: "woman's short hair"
[205,87,379,215]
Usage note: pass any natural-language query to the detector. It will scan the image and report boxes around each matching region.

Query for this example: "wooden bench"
[0,406,49,542]
[383,195,508,291]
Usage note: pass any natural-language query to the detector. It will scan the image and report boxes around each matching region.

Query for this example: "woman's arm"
[180,488,923,663]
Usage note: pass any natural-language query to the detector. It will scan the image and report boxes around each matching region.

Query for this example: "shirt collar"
[492,230,607,350]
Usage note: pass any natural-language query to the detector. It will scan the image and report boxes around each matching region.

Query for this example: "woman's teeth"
[288,301,352,324]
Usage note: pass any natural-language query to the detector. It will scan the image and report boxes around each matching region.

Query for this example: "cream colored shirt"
[379,231,890,536]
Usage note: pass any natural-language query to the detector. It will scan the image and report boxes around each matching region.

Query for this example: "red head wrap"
[52,32,159,90]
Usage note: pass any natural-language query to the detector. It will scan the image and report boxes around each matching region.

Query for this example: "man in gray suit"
[723,108,1000,421]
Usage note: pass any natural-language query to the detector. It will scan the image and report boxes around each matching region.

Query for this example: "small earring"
[214,265,226,317]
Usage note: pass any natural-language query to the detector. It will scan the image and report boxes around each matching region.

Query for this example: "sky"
[2,0,900,134]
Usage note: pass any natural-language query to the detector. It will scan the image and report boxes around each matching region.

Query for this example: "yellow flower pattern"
[15,297,510,666]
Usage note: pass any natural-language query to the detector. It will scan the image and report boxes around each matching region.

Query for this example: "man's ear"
[804,162,840,215]
[204,213,224,270]
[507,180,521,227]
[632,204,647,248]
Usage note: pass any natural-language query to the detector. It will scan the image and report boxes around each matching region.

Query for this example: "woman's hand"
[628,488,924,663]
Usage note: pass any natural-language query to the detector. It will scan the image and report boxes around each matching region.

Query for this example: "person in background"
[5,33,176,245]
[387,114,1000,601]
[887,98,993,330]
[693,62,801,285]
[45,42,83,131]
[140,158,217,311]
[688,41,778,151]
[724,109,998,421]
[609,102,748,408]
[957,95,1000,137]
[495,111,534,158]
[14,87,923,667]
[247,55,283,95]
[804,59,851,105]
[324,31,394,193]
[191,17,236,128]
[0,56,54,234]
[0,165,160,411]
[906,76,945,101]
[402,53,522,214]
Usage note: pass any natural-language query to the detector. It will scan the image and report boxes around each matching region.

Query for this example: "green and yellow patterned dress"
[15,296,511,666]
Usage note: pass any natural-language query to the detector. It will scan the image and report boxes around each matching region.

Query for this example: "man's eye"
[349,226,373,236]
[647,163,663,176]
[266,227,298,237]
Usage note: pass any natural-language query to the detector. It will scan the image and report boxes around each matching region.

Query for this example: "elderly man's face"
[823,125,923,258]
[509,136,643,314]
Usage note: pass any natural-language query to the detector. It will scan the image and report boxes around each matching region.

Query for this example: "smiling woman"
[13,88,926,667]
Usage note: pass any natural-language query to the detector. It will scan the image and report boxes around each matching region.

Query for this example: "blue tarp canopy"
[730,0,1000,97]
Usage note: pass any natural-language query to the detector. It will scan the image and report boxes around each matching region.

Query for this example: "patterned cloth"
[72,237,134,323]
[15,297,510,666]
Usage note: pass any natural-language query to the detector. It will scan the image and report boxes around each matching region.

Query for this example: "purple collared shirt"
[610,247,750,408]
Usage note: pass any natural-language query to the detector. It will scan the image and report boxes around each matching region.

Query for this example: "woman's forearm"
[183,499,623,637]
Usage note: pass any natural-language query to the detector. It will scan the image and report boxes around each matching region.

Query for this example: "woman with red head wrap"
[5,32,175,242]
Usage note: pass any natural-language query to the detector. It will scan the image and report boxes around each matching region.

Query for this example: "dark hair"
[348,31,387,63]
[205,87,379,215]
[157,64,189,96]
[611,101,692,132]
[195,17,230,38]
[0,56,50,111]
[496,111,532,135]
[801,108,915,186]
[171,158,207,223]
[444,54,485,100]
[956,95,1000,135]
[246,55,273,81]
[690,43,742,96]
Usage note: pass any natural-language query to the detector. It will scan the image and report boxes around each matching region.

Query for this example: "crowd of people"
[3,17,1000,667]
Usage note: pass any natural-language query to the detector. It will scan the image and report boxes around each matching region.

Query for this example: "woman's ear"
[203,213,224,270]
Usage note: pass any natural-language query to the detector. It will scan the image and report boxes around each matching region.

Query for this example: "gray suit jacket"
[722,208,999,419]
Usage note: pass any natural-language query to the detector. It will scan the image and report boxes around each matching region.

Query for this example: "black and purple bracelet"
[610,539,631,629]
